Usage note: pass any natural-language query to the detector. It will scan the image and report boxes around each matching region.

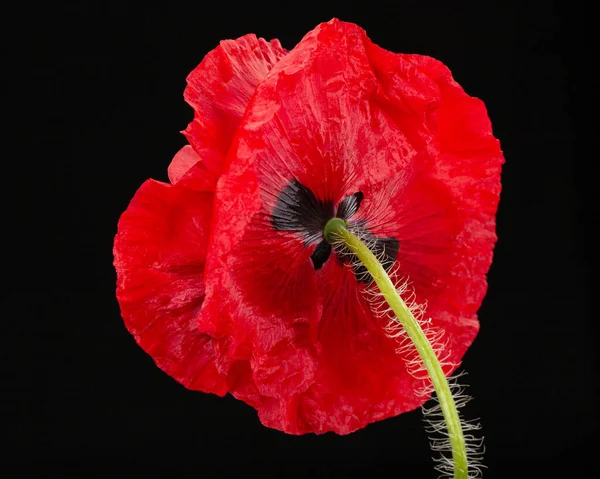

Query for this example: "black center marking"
[270,179,334,245]
[310,240,332,270]
[337,191,364,220]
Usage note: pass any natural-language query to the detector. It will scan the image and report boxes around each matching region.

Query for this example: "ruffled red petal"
[365,47,504,318]
[169,34,287,191]
[200,19,503,434]
[198,222,323,421]
[114,179,226,395]
[116,34,287,394]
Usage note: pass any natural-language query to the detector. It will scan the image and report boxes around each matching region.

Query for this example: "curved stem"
[324,218,468,479]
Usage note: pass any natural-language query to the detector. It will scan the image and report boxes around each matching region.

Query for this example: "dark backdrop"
[7,2,592,478]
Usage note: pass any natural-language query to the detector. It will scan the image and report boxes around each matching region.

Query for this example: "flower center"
[270,178,399,279]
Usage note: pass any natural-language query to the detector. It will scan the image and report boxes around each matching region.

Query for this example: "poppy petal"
[407,53,504,317]
[358,49,503,359]
[201,19,502,434]
[114,179,226,394]
[282,259,428,434]
[167,144,201,185]
[168,34,287,191]
[199,215,322,402]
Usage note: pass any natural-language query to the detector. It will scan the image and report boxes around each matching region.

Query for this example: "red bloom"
[114,19,503,435]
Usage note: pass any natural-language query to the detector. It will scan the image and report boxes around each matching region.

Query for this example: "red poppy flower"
[114,19,503,435]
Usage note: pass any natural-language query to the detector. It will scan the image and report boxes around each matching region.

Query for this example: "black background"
[6,2,592,478]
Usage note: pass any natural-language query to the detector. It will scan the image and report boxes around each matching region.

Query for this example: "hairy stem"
[324,218,468,479]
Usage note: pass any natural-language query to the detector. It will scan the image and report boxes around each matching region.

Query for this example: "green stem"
[324,218,468,479]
